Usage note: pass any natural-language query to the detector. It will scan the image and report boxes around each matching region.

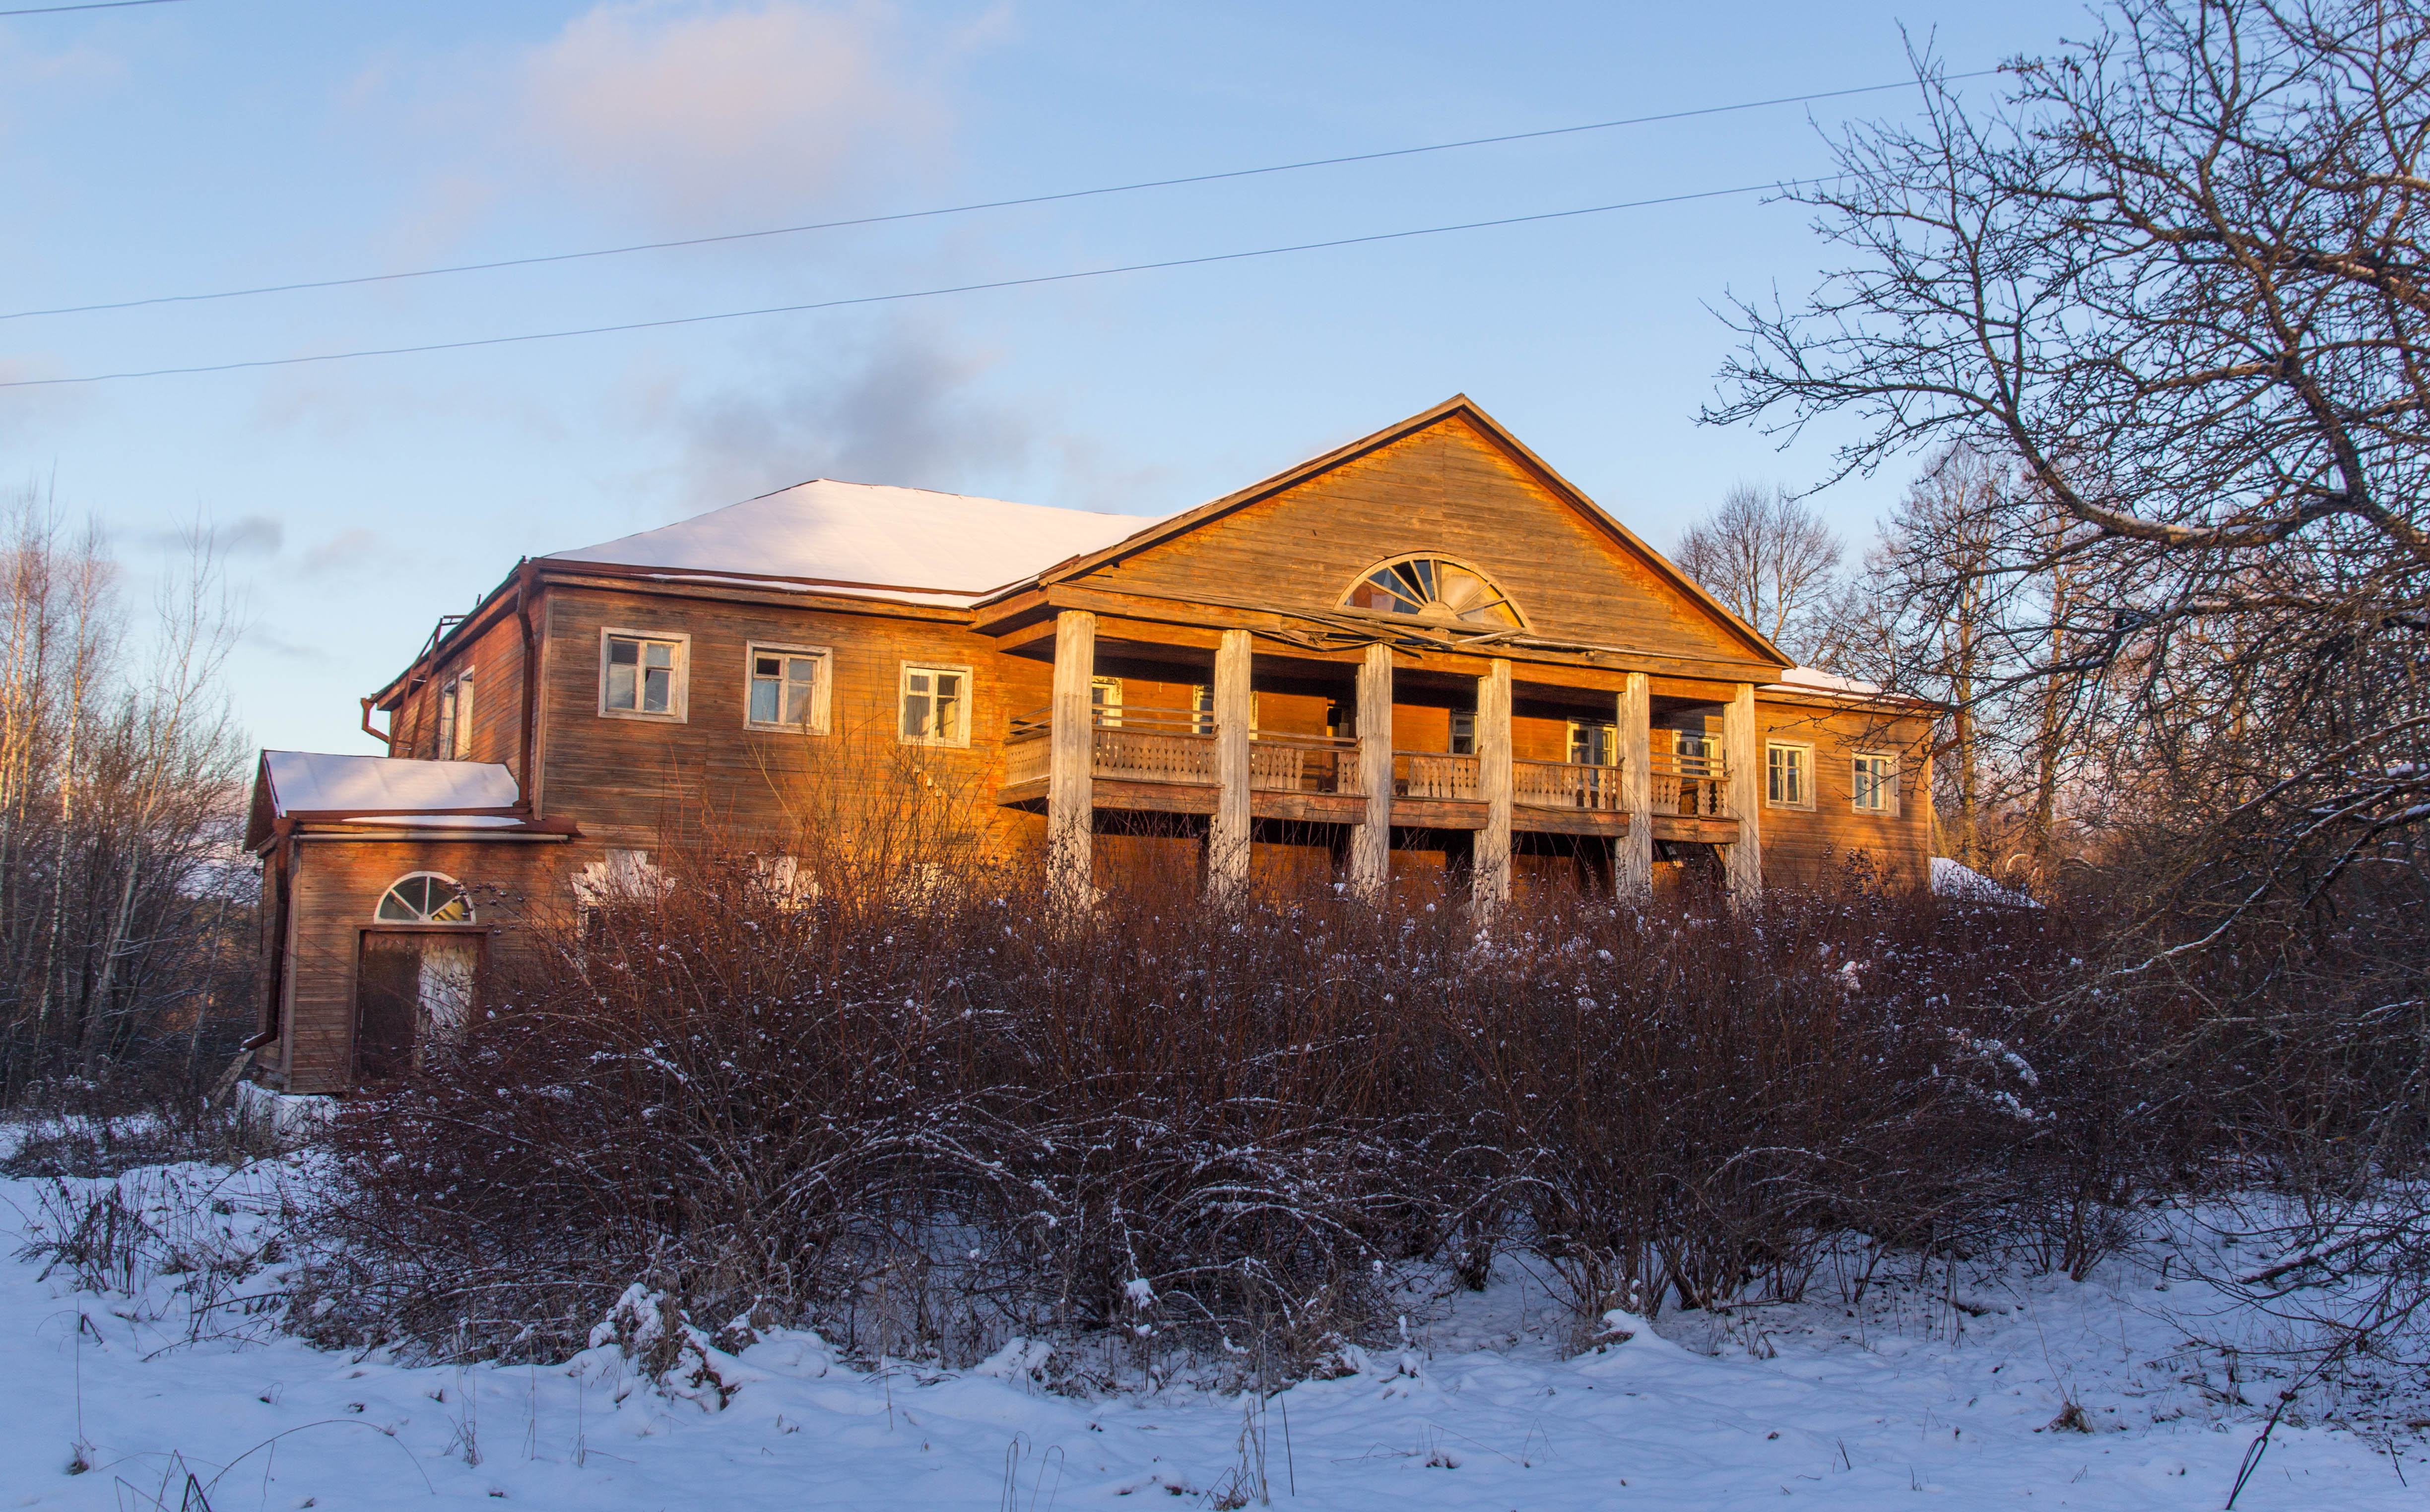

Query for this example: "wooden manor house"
[244,397,1934,1095]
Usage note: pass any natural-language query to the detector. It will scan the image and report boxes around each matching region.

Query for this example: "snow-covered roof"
[1763,666,1887,699]
[335,814,527,829]
[542,479,1170,608]
[258,751,520,822]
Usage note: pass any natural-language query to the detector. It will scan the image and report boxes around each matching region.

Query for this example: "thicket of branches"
[1709,0,2430,915]
[0,491,255,1115]
[290,824,2300,1379]
[1692,0,2430,1383]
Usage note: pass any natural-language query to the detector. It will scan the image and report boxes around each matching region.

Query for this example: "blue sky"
[0,0,2092,754]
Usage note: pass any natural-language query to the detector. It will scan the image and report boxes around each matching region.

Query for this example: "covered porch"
[990,609,1759,905]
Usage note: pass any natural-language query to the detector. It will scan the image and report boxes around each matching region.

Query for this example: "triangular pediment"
[1039,396,1788,671]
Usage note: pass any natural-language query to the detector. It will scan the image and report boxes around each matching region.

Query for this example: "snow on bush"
[270,840,2211,1383]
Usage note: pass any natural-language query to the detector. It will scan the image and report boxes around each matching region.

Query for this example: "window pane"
[755,655,782,679]
[606,662,637,709]
[644,642,673,670]
[935,674,962,739]
[1853,757,1889,810]
[749,676,780,724]
[1450,712,1476,756]
[784,660,817,725]
[608,638,639,667]
[903,692,930,738]
[1361,571,1416,612]
[643,666,671,713]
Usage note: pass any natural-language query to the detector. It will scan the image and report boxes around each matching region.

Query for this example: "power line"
[0,68,1998,324]
[0,178,1825,389]
[0,0,187,15]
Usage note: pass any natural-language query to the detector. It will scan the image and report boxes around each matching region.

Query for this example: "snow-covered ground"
[1,1159,2421,1511]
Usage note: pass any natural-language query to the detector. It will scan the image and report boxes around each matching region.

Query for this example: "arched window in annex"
[374,871,475,924]
[1338,553,1527,631]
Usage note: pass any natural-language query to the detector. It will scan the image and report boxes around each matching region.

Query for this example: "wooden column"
[1048,610,1097,906]
[1722,682,1764,903]
[1350,642,1394,896]
[1209,629,1254,902]
[1616,671,1654,899]
[1474,659,1513,908]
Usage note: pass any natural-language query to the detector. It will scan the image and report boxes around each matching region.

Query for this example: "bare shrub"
[2,1059,253,1178]
[282,809,2255,1378]
[294,845,1468,1377]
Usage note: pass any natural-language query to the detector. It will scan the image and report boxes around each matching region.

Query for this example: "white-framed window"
[1767,742,1813,808]
[1091,676,1123,728]
[745,643,831,732]
[900,663,972,746]
[599,629,688,721]
[1568,718,1617,767]
[375,871,474,924]
[1852,753,1899,815]
[571,848,671,909]
[437,669,475,759]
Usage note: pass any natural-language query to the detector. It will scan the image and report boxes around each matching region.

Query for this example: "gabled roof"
[1015,395,1795,669]
[542,479,1175,609]
[245,751,524,850]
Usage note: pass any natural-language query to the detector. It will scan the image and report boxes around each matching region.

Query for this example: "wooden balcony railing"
[1005,709,1362,795]
[1394,751,1479,800]
[1650,748,1727,816]
[1514,758,1624,810]
[1249,731,1362,794]
[1008,712,1727,821]
[1004,731,1052,787]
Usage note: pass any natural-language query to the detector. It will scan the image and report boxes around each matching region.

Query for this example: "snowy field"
[0,1160,2422,1511]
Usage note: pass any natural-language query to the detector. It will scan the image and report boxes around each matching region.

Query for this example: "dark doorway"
[354,931,483,1082]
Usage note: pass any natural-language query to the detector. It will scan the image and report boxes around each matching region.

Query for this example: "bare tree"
[0,490,253,1102]
[1703,0,2430,1419]
[1704,0,2430,916]
[1836,448,2114,887]
[1674,482,1846,662]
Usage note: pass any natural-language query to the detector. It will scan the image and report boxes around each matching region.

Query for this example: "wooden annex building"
[244,397,1935,1095]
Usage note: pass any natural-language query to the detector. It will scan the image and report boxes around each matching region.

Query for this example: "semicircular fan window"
[375,872,475,924]
[1341,555,1524,629]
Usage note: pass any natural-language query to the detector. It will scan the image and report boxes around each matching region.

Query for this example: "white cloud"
[661,317,1025,503]
[517,1,950,225]
[627,316,1181,519]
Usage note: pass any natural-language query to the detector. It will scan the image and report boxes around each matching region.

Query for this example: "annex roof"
[542,479,1171,608]
[1766,666,1883,698]
[245,751,524,850]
